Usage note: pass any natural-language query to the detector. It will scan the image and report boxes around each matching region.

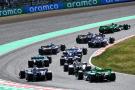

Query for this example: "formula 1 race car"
[76,32,94,44]
[76,68,116,82]
[99,23,131,34]
[61,53,81,67]
[28,55,52,68]
[19,67,52,82]
[38,43,66,55]
[67,61,91,75]
[60,47,87,66]
[88,34,115,48]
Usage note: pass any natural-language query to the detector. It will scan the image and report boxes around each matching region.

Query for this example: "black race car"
[76,32,94,44]
[67,61,91,75]
[19,67,52,82]
[88,34,115,48]
[28,55,52,68]
[61,53,81,67]
[39,43,66,55]
[60,47,87,66]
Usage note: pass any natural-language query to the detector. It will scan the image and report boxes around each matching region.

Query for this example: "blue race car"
[39,43,66,55]
[19,67,52,82]
[28,55,52,67]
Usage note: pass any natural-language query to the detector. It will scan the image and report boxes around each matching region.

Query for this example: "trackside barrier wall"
[63,0,100,8]
[24,3,63,13]
[0,0,134,17]
[63,0,134,9]
[100,0,133,4]
[0,8,24,17]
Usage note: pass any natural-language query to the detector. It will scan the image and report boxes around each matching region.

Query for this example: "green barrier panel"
[0,7,24,17]
[63,0,100,8]
[0,85,34,90]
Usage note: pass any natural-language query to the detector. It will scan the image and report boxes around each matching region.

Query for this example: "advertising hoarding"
[24,3,63,13]
[100,0,132,4]
[64,0,100,8]
[0,8,23,17]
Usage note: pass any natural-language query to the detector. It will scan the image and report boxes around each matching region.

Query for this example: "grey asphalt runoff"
[0,5,135,90]
[0,3,135,44]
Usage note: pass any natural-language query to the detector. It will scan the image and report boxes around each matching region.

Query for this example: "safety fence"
[0,0,134,17]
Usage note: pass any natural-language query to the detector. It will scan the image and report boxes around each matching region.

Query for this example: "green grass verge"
[92,36,135,75]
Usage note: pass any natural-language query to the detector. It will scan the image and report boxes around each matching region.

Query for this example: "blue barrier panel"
[24,3,64,13]
[100,0,133,4]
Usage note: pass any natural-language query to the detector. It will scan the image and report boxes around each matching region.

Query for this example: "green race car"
[76,67,116,82]
[99,23,131,34]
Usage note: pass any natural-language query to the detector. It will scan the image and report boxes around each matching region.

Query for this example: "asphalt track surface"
[1,3,135,45]
[0,4,135,90]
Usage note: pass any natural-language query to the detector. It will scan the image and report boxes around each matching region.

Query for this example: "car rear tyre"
[77,70,83,80]
[28,61,34,68]
[64,63,68,72]
[46,71,52,80]
[109,37,115,44]
[44,60,49,67]
[47,56,52,64]
[61,44,66,51]
[68,66,74,75]
[19,71,25,79]
[83,48,87,55]
[109,73,116,81]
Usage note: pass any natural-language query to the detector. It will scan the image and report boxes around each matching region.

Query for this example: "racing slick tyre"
[76,38,81,44]
[38,49,43,55]
[47,56,52,64]
[123,24,130,30]
[19,71,25,79]
[60,44,66,51]
[109,37,115,44]
[44,60,49,67]
[60,58,65,66]
[68,65,74,75]
[109,73,116,81]
[82,48,87,55]
[28,61,34,68]
[77,70,83,80]
[46,71,52,80]
[64,63,68,72]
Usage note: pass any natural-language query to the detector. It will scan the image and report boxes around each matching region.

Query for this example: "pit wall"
[0,0,134,17]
